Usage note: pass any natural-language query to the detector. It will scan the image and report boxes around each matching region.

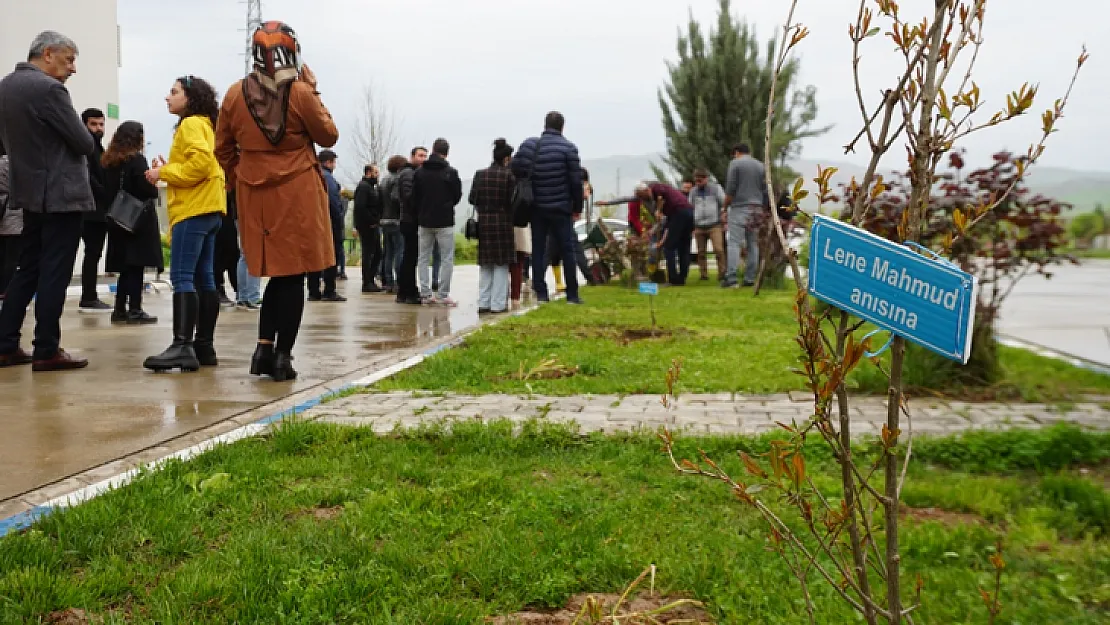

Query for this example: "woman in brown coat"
[214,21,339,382]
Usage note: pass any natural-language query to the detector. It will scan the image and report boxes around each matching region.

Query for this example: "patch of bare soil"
[487,593,712,624]
[901,505,984,526]
[493,358,580,381]
[286,505,344,522]
[574,325,692,345]
[621,328,674,342]
[46,609,98,624]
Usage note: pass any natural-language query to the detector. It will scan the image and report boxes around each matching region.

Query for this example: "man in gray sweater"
[0,31,95,371]
[723,143,767,287]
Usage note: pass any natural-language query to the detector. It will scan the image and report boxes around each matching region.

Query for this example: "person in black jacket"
[511,111,585,305]
[411,138,462,307]
[395,146,427,305]
[100,121,162,325]
[79,107,113,312]
[353,164,383,293]
[379,155,407,293]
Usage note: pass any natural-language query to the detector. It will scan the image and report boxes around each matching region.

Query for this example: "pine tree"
[655,0,827,185]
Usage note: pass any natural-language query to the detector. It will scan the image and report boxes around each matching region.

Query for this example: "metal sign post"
[639,282,659,335]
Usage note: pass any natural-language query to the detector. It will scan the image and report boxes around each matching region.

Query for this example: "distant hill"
[452,153,1109,231]
[569,153,1110,214]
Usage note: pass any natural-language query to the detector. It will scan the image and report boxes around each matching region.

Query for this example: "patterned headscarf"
[243,21,301,146]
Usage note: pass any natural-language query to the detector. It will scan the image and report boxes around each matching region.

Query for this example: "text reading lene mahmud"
[821,237,964,332]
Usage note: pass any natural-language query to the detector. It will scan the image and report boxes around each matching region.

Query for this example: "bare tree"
[350,82,401,171]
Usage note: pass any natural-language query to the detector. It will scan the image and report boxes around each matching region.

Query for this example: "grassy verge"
[1068,248,1110,260]
[1,422,1106,623]
[374,280,1110,400]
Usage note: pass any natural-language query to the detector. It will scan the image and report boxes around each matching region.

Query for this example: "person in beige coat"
[510,224,531,309]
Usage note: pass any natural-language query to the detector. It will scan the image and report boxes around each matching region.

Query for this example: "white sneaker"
[438,297,458,308]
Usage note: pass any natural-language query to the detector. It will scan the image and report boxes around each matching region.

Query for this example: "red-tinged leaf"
[990,553,1006,570]
[979,588,992,606]
[782,453,796,484]
[769,449,784,480]
[740,452,768,479]
[792,454,806,489]
[680,459,699,472]
[776,421,796,434]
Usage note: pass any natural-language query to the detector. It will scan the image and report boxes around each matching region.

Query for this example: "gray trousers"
[478,264,510,311]
[418,227,455,299]
[727,208,760,285]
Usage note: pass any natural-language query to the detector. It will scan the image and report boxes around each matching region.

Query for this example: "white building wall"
[1,0,124,274]
[0,0,121,136]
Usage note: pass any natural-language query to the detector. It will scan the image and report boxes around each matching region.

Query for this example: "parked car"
[574,218,629,244]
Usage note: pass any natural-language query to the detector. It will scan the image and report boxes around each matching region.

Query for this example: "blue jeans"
[170,213,222,293]
[531,211,578,300]
[236,219,261,304]
[381,223,403,286]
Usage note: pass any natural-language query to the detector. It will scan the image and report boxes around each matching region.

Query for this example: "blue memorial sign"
[807,215,978,363]
[639,282,659,296]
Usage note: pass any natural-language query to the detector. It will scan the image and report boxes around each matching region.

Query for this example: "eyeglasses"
[184,75,194,88]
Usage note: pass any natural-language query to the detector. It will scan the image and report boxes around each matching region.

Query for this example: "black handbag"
[511,136,546,228]
[464,207,479,240]
[107,170,147,233]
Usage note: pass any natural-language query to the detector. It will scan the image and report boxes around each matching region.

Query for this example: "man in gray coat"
[723,143,767,288]
[0,31,95,371]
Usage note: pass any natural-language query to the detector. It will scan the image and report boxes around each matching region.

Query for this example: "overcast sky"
[118,0,1107,185]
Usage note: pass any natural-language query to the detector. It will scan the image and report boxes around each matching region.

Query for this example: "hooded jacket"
[398,163,418,225]
[689,182,726,227]
[379,173,400,224]
[411,154,462,229]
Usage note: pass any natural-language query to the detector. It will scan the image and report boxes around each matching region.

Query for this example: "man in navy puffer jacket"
[511,111,584,305]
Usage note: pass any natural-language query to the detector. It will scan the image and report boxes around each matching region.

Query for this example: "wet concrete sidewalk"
[0,267,483,506]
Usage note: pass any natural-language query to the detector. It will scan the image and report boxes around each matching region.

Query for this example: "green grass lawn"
[1,422,1107,623]
[375,280,1110,400]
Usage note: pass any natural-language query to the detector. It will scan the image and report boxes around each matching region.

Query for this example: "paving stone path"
[306,391,1110,437]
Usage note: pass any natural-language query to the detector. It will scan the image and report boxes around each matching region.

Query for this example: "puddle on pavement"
[1,269,485,504]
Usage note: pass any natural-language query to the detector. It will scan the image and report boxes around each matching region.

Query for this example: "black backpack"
[511,136,546,228]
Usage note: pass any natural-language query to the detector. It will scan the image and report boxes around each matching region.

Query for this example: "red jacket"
[628,200,645,236]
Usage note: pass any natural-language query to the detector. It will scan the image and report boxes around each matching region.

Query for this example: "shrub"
[910,424,1110,473]
[1040,473,1110,535]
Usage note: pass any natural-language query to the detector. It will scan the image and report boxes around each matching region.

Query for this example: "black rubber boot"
[249,343,274,376]
[143,292,200,372]
[194,290,221,366]
[271,351,297,382]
